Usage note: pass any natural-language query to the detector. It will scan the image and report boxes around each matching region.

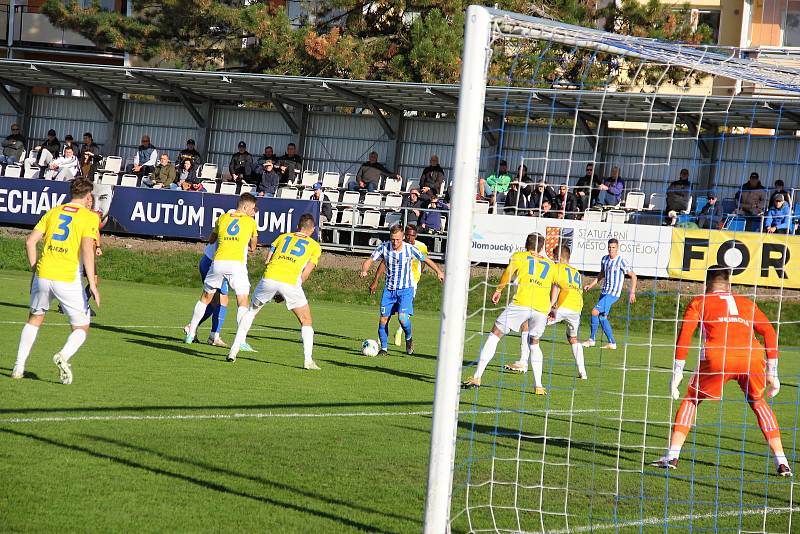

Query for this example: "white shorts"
[550,309,581,337]
[29,276,90,327]
[252,278,308,310]
[495,305,547,339]
[203,260,250,296]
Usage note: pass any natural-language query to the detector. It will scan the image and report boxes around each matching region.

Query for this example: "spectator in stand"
[278,142,303,185]
[0,123,26,165]
[574,162,600,210]
[529,179,557,212]
[24,129,61,176]
[737,172,767,232]
[348,151,401,192]
[229,141,255,184]
[78,132,101,179]
[664,168,693,224]
[130,135,158,177]
[312,183,333,223]
[478,160,512,204]
[503,180,528,215]
[178,139,202,168]
[554,184,579,219]
[770,179,790,207]
[597,166,624,206]
[256,159,280,198]
[402,187,423,225]
[144,153,176,189]
[535,199,558,218]
[697,193,724,229]
[516,164,535,200]
[172,159,202,191]
[63,135,76,153]
[257,145,279,168]
[419,193,448,234]
[419,155,446,202]
[43,145,78,181]
[764,193,791,234]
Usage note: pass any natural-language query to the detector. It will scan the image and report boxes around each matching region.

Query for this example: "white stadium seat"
[583,209,604,222]
[321,172,340,189]
[4,164,22,178]
[343,173,355,188]
[119,174,139,187]
[405,179,420,192]
[384,211,402,227]
[381,177,402,193]
[606,209,627,225]
[360,210,381,228]
[300,189,314,200]
[239,184,255,194]
[339,208,356,226]
[300,171,320,188]
[649,193,666,211]
[97,155,122,175]
[342,191,360,206]
[474,200,490,214]
[24,166,40,179]
[278,186,299,199]
[100,173,119,186]
[384,193,403,210]
[363,192,383,208]
[199,163,218,180]
[219,182,238,195]
[624,191,645,211]
[201,180,219,193]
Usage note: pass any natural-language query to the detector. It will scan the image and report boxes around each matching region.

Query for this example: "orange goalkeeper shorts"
[687,358,766,402]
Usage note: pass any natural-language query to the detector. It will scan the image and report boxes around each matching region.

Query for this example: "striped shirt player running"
[463,233,557,394]
[651,266,791,477]
[368,225,431,347]
[13,178,100,384]
[184,193,259,345]
[227,213,322,369]
[360,224,444,356]
[504,244,587,380]
[582,238,637,350]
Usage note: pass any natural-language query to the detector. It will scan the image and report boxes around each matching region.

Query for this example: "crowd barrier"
[0,177,320,244]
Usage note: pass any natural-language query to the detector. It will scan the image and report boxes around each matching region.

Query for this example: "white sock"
[188,301,207,337]
[237,306,248,324]
[232,309,257,350]
[474,333,501,379]
[15,323,39,370]
[571,342,586,376]
[530,343,544,388]
[518,334,530,367]
[667,446,682,461]
[774,451,788,468]
[60,329,87,361]
[301,326,314,364]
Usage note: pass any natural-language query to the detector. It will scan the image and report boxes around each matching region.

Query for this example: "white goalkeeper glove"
[670,360,685,401]
[767,359,780,398]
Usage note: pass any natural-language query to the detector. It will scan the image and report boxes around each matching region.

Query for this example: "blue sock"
[212,305,227,336]
[590,314,600,340]
[378,321,390,349]
[398,314,412,340]
[599,316,615,344]
[198,303,215,326]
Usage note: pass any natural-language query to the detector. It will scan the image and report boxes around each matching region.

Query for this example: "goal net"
[424,6,800,533]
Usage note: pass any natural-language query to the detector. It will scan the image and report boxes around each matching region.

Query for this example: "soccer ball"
[361,339,380,357]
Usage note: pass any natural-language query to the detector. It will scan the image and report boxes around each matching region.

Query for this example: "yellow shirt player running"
[462,233,556,394]
[184,193,258,345]
[13,178,100,385]
[368,225,433,347]
[228,213,323,370]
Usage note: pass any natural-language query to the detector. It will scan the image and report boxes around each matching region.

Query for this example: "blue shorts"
[199,255,229,296]
[380,287,414,317]
[593,294,619,315]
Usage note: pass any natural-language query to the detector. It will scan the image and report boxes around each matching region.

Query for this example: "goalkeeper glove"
[766,359,780,398]
[670,360,686,401]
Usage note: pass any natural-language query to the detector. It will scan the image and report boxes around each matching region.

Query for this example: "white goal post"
[423,5,800,533]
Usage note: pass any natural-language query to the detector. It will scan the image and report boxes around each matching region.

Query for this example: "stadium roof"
[1,59,800,130]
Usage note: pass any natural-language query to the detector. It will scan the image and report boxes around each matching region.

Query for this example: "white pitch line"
[548,505,800,533]
[0,408,615,425]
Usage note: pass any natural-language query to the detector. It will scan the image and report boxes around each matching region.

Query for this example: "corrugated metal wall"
[10,93,800,200]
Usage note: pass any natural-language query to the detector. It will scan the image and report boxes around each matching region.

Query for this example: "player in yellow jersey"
[505,245,587,379]
[227,213,322,369]
[12,178,100,384]
[462,233,557,394]
[368,225,431,347]
[184,193,258,345]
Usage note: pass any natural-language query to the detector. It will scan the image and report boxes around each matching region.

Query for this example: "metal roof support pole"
[194,99,214,162]
[0,82,23,115]
[271,95,300,134]
[483,116,501,147]
[105,93,123,157]
[386,112,403,173]
[596,119,610,177]
[704,131,721,194]
[17,86,31,138]
[297,104,309,159]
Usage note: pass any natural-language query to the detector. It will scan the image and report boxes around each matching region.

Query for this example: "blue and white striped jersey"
[600,254,632,297]
[371,241,426,291]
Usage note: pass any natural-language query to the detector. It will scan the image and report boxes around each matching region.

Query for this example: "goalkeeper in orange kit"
[652,266,792,477]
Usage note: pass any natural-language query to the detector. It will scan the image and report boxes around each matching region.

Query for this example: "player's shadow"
[0,367,43,382]
[253,326,358,342]
[95,324,179,343]
[82,433,421,526]
[244,332,349,354]
[125,338,223,362]
[0,300,30,311]
[322,359,435,383]
[0,428,394,533]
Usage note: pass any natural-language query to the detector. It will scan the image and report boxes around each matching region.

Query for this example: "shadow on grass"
[0,366,45,382]
[126,338,222,361]
[322,359,435,384]
[0,428,395,533]
[83,433,421,526]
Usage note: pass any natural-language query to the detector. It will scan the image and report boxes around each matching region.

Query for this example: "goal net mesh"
[449,10,800,533]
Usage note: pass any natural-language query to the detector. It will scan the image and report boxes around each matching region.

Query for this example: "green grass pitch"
[1,252,799,532]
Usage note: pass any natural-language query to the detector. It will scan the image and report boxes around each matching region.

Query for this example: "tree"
[41,0,712,85]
